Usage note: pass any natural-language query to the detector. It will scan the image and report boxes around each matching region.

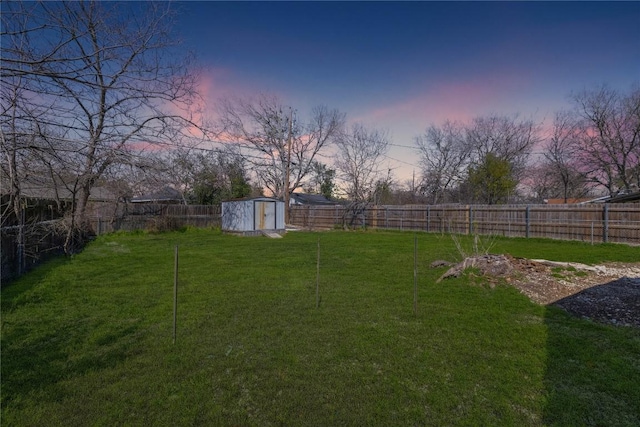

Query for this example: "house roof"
[290,193,336,205]
[544,198,593,205]
[605,191,640,203]
[0,178,117,202]
[130,186,183,203]
[577,191,640,204]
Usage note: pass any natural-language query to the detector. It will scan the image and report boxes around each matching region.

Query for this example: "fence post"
[372,206,377,229]
[468,206,473,235]
[603,204,609,243]
[385,207,389,229]
[427,206,430,232]
[525,205,530,239]
[17,205,25,275]
[413,234,418,316]
[173,245,179,345]
[316,237,321,308]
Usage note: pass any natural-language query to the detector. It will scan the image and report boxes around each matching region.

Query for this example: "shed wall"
[222,200,253,231]
[222,198,285,232]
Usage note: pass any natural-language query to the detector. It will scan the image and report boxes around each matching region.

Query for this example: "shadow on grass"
[0,256,69,305]
[1,321,140,407]
[1,265,142,408]
[543,278,640,426]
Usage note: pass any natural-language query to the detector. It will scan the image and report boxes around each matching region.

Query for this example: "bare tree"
[415,121,470,204]
[155,147,252,205]
[0,74,37,224]
[570,85,640,194]
[334,123,390,203]
[217,95,344,199]
[465,114,541,181]
[416,115,540,204]
[541,111,590,201]
[333,124,390,227]
[1,1,203,252]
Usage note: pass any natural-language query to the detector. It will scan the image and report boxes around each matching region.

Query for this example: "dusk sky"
[174,1,640,183]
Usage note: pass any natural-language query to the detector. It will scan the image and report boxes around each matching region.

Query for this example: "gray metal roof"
[130,186,183,203]
[290,193,336,205]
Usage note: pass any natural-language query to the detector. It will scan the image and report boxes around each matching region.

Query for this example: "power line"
[382,154,420,169]
[388,142,420,151]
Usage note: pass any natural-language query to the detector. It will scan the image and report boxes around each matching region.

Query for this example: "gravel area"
[437,255,640,328]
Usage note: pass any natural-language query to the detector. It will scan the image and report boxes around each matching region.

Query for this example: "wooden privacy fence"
[90,204,221,235]
[289,203,640,245]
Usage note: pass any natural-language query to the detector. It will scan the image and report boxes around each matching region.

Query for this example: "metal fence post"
[18,205,25,275]
[413,234,418,316]
[603,204,609,243]
[468,206,473,235]
[173,245,179,345]
[385,207,389,229]
[525,205,530,239]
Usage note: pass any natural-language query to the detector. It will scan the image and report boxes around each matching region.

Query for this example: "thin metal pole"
[413,234,418,316]
[603,204,609,243]
[173,245,178,344]
[18,204,25,275]
[284,108,293,224]
[316,237,320,308]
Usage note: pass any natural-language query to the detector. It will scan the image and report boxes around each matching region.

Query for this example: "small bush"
[145,216,180,233]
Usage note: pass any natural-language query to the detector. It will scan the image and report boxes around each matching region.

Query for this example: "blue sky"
[174,1,640,183]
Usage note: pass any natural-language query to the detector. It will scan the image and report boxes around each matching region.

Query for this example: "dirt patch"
[437,255,640,328]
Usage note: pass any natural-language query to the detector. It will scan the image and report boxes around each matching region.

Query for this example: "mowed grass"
[2,229,639,426]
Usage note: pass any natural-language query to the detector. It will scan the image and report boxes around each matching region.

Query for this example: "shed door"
[255,201,276,230]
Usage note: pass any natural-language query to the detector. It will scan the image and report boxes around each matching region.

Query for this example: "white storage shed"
[221,197,285,234]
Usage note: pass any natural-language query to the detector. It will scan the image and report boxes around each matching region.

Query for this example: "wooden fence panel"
[289,203,640,245]
[90,203,222,235]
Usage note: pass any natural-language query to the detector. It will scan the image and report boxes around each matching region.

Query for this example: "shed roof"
[222,196,282,203]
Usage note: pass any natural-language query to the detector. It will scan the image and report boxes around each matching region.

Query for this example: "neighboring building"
[130,186,184,204]
[222,197,285,234]
[544,198,593,205]
[575,191,640,204]
[289,193,336,206]
[0,178,119,226]
[0,175,118,203]
[605,191,640,203]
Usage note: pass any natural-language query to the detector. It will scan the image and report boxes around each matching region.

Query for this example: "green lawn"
[2,229,639,426]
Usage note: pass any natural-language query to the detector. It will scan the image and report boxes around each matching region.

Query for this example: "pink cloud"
[160,66,271,142]
[353,71,535,131]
